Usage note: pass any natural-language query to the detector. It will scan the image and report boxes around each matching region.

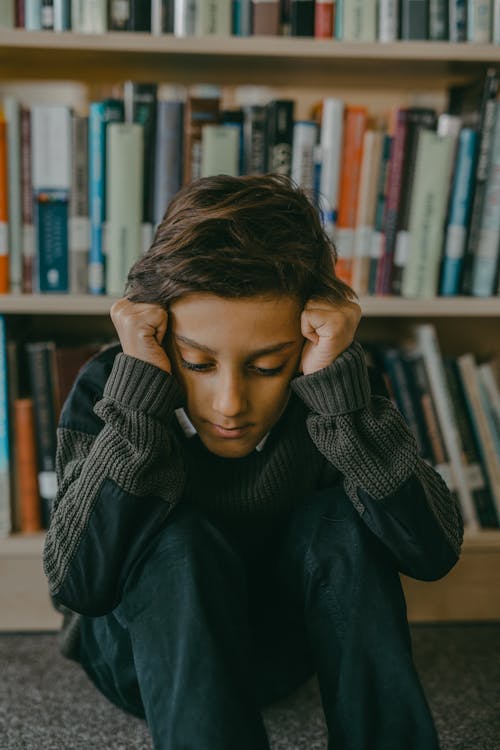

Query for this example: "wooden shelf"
[1,293,500,317]
[0,30,499,86]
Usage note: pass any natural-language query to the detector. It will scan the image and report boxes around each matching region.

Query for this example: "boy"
[44,174,463,749]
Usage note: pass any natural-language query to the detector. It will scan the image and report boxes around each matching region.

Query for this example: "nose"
[212,370,248,418]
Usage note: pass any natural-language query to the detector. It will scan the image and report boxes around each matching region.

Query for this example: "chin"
[199,433,260,459]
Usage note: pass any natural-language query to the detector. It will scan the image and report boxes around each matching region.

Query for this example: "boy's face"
[167,293,304,458]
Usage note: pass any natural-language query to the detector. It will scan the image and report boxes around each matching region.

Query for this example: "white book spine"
[201,125,239,177]
[467,0,492,42]
[54,0,71,30]
[25,0,41,30]
[31,106,72,191]
[4,98,22,293]
[494,0,500,41]
[319,97,344,237]
[416,325,480,531]
[291,121,318,194]
[72,0,107,32]
[174,0,197,35]
[196,0,232,34]
[151,0,163,34]
[0,316,10,538]
[343,0,376,40]
[378,0,398,41]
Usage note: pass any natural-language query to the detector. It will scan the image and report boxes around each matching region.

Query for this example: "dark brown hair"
[125,173,356,307]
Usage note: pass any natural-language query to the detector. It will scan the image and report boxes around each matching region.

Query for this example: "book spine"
[195,0,232,34]
[343,0,376,40]
[368,132,392,294]
[266,100,294,177]
[291,0,315,35]
[15,0,25,27]
[375,108,408,295]
[252,0,280,34]
[352,129,382,295]
[461,69,499,294]
[41,0,55,29]
[71,0,107,32]
[467,0,492,41]
[242,105,267,175]
[125,82,158,226]
[0,316,11,538]
[174,0,197,34]
[335,0,344,38]
[318,97,344,240]
[153,101,184,227]
[201,124,240,177]
[54,0,71,30]
[106,123,144,296]
[416,324,479,531]
[108,0,130,29]
[13,398,43,534]
[471,101,500,297]
[291,121,318,193]
[336,106,367,286]
[440,128,478,296]
[400,0,429,38]
[26,342,58,528]
[25,0,42,29]
[449,0,467,40]
[34,190,70,293]
[429,0,448,38]
[69,115,89,294]
[20,108,34,294]
[378,0,399,41]
[0,115,8,294]
[183,96,221,184]
[494,0,500,41]
[130,0,152,30]
[233,0,252,34]
[4,97,22,294]
[314,0,334,37]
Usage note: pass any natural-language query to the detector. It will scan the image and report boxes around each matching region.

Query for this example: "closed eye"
[180,359,285,377]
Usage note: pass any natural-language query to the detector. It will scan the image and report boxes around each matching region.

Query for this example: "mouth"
[208,422,252,439]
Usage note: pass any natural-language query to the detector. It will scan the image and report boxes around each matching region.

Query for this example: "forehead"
[169,293,302,348]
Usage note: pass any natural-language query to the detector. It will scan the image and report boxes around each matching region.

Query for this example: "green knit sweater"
[43,340,463,660]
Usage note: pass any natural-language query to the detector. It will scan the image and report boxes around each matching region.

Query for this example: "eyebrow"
[174,335,297,358]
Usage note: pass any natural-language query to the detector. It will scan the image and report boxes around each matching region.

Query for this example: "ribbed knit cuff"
[291,340,371,416]
[103,353,184,422]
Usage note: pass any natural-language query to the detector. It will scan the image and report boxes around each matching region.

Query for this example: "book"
[53,343,102,418]
[0,3,15,26]
[106,123,144,297]
[71,0,107,32]
[368,132,392,294]
[439,128,479,296]
[13,398,42,534]
[69,114,89,294]
[41,0,55,29]
[318,97,344,241]
[460,68,499,294]
[26,341,58,528]
[242,104,267,175]
[415,324,479,531]
[174,0,197,35]
[153,100,184,227]
[25,0,41,29]
[20,108,34,294]
[6,339,20,531]
[457,352,500,521]
[375,107,409,295]
[335,0,344,37]
[343,0,376,40]
[233,0,252,34]
[195,0,232,34]
[200,124,240,177]
[336,105,367,287]
[54,0,71,30]
[477,361,500,456]
[221,109,244,174]
[4,97,22,294]
[183,94,220,184]
[88,98,124,294]
[378,0,399,41]
[252,0,280,34]
[449,0,467,41]
[291,121,318,193]
[124,82,157,228]
[401,130,455,298]
[108,0,151,30]
[0,110,8,294]
[351,129,383,295]
[471,100,500,297]
[266,99,294,177]
[33,191,70,293]
[495,0,500,42]
[467,0,492,42]
[314,0,335,37]
[152,0,175,33]
[400,0,429,38]
[291,0,315,36]
[391,107,437,296]
[0,315,11,538]
[429,0,448,39]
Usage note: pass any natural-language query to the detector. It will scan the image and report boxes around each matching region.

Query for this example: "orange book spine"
[0,114,8,294]
[335,105,368,286]
[14,398,42,533]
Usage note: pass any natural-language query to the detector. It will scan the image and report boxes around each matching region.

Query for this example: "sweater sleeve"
[291,340,464,582]
[43,347,186,616]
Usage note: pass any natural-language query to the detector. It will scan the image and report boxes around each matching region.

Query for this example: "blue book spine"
[34,189,69,293]
[449,0,467,41]
[439,128,478,296]
[88,100,123,295]
[0,315,11,537]
[335,0,344,38]
[233,0,252,34]
[153,101,184,228]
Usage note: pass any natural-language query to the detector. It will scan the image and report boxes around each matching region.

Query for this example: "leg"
[275,484,440,750]
[79,503,270,750]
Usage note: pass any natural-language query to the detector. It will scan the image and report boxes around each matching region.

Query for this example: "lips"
[208,422,252,439]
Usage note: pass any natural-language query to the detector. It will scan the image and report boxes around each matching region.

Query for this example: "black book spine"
[41,0,55,30]
[266,100,295,177]
[401,0,429,39]
[243,105,267,175]
[290,0,315,36]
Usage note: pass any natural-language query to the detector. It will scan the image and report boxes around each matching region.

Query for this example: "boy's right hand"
[110,297,171,374]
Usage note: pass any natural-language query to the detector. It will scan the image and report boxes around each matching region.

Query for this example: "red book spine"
[20,107,33,294]
[315,0,335,38]
[14,398,42,534]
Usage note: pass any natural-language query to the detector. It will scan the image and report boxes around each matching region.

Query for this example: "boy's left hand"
[300,299,362,376]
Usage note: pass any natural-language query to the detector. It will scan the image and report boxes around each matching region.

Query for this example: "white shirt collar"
[174,408,270,452]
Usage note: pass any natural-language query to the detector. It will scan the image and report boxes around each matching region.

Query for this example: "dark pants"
[78,486,440,750]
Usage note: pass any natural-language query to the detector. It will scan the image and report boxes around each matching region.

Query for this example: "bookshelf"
[0,29,500,626]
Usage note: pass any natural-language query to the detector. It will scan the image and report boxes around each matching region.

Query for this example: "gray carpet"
[1,624,500,749]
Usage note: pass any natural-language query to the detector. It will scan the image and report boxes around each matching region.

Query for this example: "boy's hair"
[125,173,356,307]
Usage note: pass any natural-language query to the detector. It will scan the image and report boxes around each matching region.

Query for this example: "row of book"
[1,315,499,537]
[1,70,500,299]
[4,0,500,43]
